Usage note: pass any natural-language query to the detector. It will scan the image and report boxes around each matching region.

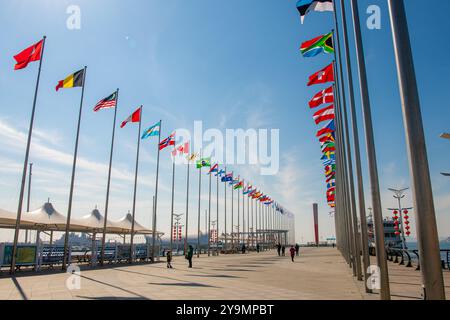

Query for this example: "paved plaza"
[0,247,448,300]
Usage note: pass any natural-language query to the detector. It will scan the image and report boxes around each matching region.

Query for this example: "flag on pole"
[93,91,117,112]
[313,105,335,124]
[307,63,334,86]
[141,121,161,139]
[319,132,335,143]
[316,120,335,137]
[121,107,142,128]
[221,173,233,182]
[208,163,219,174]
[55,69,85,91]
[216,169,226,177]
[309,86,334,108]
[300,32,334,57]
[13,39,44,70]
[233,181,244,190]
[196,157,211,168]
[296,0,334,24]
[187,152,198,162]
[159,132,175,150]
[172,141,189,157]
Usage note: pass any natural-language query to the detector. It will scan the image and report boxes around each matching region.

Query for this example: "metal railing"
[386,247,450,271]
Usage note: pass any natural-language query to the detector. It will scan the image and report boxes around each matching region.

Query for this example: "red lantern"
[395,231,401,236]
[403,209,408,214]
[393,216,399,220]
[405,226,410,230]
[394,226,399,231]
[406,231,411,236]
[394,220,399,225]
[393,210,399,215]
[404,215,409,220]
[405,220,410,225]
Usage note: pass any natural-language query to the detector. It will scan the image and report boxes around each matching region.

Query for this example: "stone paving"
[0,247,448,300]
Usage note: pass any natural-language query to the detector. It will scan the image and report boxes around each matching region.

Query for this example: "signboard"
[0,244,37,267]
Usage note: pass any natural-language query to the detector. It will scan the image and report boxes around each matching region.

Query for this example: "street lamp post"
[173,213,184,254]
[388,187,411,251]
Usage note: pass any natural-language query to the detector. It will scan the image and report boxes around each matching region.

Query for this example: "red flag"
[309,86,334,108]
[120,107,141,128]
[14,39,44,70]
[313,105,335,125]
[307,63,334,86]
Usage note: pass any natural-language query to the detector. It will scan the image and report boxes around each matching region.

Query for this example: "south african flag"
[300,32,334,57]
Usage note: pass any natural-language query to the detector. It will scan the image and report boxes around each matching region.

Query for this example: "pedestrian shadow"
[148,282,219,288]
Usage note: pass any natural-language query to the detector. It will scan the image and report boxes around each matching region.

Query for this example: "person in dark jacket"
[277,243,281,256]
[256,243,260,253]
[281,245,285,256]
[186,245,194,268]
[289,246,296,262]
[295,244,300,256]
[166,250,173,268]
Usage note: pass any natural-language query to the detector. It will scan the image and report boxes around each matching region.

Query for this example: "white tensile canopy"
[0,208,17,227]
[0,203,163,236]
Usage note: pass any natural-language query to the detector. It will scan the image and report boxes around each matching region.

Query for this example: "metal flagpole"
[335,0,363,281]
[216,168,219,255]
[25,163,33,244]
[387,0,445,300]
[247,185,250,247]
[169,134,176,252]
[207,168,212,256]
[62,65,87,271]
[237,176,240,248]
[10,36,46,274]
[184,155,191,254]
[224,166,227,251]
[334,0,372,288]
[231,172,234,251]
[100,88,119,266]
[151,119,163,262]
[196,151,202,258]
[129,106,143,263]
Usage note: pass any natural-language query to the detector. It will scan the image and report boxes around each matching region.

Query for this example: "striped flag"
[56,69,85,91]
[313,105,335,124]
[93,91,117,112]
[296,0,334,24]
[121,107,141,128]
[309,86,334,108]
[300,32,334,57]
[159,132,175,150]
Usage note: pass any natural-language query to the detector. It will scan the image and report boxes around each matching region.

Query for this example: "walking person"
[277,243,281,257]
[289,246,296,262]
[256,243,260,253]
[281,245,285,256]
[242,244,246,254]
[295,243,300,257]
[186,245,194,268]
[166,250,173,268]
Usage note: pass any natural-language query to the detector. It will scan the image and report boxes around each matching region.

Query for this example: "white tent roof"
[0,208,16,226]
[72,209,124,233]
[112,213,153,234]
[20,202,81,231]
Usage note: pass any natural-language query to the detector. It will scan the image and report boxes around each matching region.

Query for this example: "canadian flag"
[309,86,334,108]
[172,141,190,157]
[313,105,335,125]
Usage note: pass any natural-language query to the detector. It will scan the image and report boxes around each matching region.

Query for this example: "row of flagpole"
[296,0,445,299]
[7,33,296,273]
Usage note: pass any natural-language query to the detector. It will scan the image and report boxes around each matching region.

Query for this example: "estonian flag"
[296,0,334,24]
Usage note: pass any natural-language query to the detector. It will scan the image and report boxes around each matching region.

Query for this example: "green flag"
[196,157,211,169]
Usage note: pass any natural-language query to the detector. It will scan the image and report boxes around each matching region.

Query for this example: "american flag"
[93,91,117,112]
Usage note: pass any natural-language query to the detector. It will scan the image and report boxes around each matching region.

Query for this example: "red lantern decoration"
[393,210,399,215]
[395,231,401,236]
[393,216,399,220]
[394,226,399,231]
[405,220,410,225]
[394,220,399,225]
[406,231,411,236]
[403,209,408,214]
[404,215,409,220]
[405,226,411,230]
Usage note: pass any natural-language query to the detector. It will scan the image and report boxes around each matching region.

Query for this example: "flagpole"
[100,88,119,266]
[247,185,249,247]
[237,176,240,248]
[62,65,87,271]
[387,0,445,300]
[25,162,33,244]
[231,172,234,251]
[216,168,219,255]
[197,150,202,258]
[184,155,191,254]
[224,166,227,252]
[207,168,212,256]
[10,36,46,274]
[129,106,143,263]
[151,119,162,262]
[169,134,176,252]
[242,181,245,248]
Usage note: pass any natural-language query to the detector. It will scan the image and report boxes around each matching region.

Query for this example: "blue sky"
[0,0,449,243]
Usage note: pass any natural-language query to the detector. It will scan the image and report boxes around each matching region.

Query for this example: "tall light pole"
[173,213,183,254]
[440,133,450,176]
[388,188,410,250]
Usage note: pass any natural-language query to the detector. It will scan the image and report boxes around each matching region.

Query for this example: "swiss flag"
[14,39,44,70]
[120,107,142,128]
[307,63,334,86]
[309,86,334,108]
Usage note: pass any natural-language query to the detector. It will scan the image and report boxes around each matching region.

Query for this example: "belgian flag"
[56,68,85,91]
